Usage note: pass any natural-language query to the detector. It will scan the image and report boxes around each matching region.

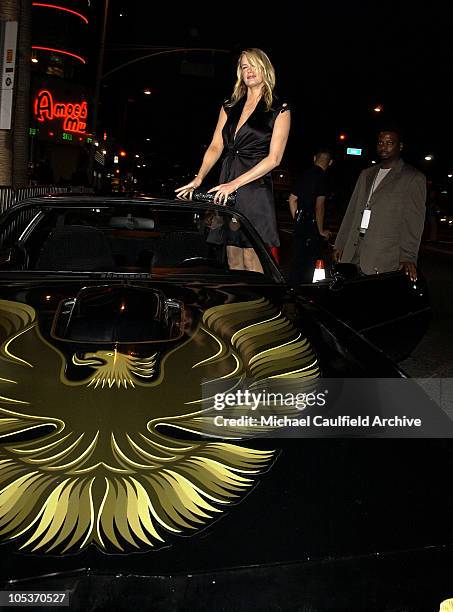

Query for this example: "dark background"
[96,2,452,193]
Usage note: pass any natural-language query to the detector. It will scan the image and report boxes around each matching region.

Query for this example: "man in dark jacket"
[333,129,426,281]
[289,149,333,283]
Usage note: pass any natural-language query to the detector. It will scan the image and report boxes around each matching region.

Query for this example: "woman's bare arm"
[175,107,227,198]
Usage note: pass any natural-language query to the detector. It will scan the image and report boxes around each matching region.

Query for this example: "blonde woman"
[175,48,291,272]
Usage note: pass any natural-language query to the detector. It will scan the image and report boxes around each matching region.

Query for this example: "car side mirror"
[331,263,360,281]
[329,262,360,290]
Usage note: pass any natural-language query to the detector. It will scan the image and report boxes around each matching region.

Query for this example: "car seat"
[151,231,211,266]
[35,225,115,271]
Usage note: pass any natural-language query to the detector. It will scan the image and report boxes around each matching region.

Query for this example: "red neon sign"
[34,90,88,134]
[32,3,89,24]
[32,46,86,64]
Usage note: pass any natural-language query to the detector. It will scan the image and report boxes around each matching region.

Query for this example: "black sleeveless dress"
[219,96,290,248]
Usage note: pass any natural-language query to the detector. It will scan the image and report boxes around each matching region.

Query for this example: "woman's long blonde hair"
[229,48,276,111]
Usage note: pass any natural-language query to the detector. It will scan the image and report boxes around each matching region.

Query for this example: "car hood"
[0,276,405,376]
[0,278,451,582]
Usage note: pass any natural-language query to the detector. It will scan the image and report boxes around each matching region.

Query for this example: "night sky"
[97,2,453,189]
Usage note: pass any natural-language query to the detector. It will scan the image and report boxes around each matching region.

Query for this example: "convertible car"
[0,197,451,611]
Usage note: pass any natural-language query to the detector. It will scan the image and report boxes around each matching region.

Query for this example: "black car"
[0,197,451,612]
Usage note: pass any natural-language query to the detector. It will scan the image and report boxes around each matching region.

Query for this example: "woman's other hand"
[175,176,202,200]
[208,181,239,205]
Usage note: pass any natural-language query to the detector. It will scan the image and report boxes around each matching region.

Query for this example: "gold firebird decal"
[0,297,319,554]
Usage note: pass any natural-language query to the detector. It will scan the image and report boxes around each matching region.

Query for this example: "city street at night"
[0,2,453,611]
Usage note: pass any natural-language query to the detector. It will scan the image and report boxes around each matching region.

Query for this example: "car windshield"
[0,201,279,280]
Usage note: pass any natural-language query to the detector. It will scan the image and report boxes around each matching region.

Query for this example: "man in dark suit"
[333,129,426,281]
[289,149,333,283]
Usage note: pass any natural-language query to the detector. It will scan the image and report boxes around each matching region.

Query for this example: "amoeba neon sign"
[33,89,88,134]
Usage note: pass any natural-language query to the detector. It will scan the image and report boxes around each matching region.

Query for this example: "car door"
[295,268,431,362]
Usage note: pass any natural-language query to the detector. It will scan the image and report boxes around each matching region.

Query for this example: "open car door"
[295,263,431,362]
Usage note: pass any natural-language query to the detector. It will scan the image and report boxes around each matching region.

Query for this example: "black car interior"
[0,207,235,274]
[35,225,116,271]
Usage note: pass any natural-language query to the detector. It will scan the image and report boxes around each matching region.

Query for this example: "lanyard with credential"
[360,171,382,235]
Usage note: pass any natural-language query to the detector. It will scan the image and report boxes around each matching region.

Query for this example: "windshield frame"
[0,197,286,284]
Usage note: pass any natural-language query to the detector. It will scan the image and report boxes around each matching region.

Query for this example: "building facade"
[29,0,102,185]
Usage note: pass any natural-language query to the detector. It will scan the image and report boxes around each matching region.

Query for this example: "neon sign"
[33,89,88,134]
[31,46,86,64]
[32,3,89,25]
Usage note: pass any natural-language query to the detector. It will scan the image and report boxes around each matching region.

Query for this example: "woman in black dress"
[175,48,290,272]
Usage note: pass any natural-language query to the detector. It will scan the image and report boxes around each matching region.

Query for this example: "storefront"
[29,78,93,184]
[28,1,102,185]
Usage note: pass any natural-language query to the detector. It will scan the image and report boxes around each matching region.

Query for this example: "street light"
[373,105,383,113]
[424,155,433,161]
[143,88,152,95]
